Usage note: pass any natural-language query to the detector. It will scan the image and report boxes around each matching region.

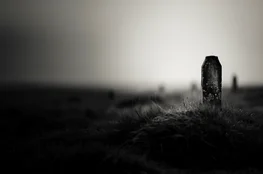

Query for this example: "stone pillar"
[108,90,115,100]
[158,84,165,94]
[201,56,222,108]
[231,75,238,92]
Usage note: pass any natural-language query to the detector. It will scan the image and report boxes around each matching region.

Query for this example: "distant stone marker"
[158,84,165,95]
[190,82,198,93]
[201,56,222,108]
[108,90,115,100]
[231,75,238,92]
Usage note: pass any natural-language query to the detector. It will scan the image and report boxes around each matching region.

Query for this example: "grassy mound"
[113,105,263,170]
[2,101,263,173]
[80,102,263,172]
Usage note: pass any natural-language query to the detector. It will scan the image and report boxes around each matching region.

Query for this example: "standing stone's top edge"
[205,55,218,59]
[204,55,220,64]
[202,55,221,67]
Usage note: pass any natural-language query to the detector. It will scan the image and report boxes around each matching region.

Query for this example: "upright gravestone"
[231,75,238,92]
[201,56,222,108]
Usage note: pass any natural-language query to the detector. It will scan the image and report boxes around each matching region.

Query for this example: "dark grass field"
[1,85,263,174]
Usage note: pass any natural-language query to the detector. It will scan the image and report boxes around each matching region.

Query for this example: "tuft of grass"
[3,100,263,173]
[100,101,263,170]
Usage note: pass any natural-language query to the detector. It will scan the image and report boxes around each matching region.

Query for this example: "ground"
[1,85,263,173]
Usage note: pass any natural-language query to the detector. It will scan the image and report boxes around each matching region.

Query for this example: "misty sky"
[1,0,263,91]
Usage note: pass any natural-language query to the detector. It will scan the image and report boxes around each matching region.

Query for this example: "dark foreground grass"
[1,101,263,174]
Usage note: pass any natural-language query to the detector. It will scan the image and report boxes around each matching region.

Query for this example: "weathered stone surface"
[201,56,222,107]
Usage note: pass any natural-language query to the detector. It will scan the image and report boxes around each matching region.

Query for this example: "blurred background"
[1,0,263,92]
[1,0,263,115]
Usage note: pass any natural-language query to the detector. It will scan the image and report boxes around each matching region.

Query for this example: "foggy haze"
[1,0,263,91]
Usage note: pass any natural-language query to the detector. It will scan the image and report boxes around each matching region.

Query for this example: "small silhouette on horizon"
[231,74,238,93]
[191,82,198,92]
[158,84,165,94]
[108,90,115,100]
